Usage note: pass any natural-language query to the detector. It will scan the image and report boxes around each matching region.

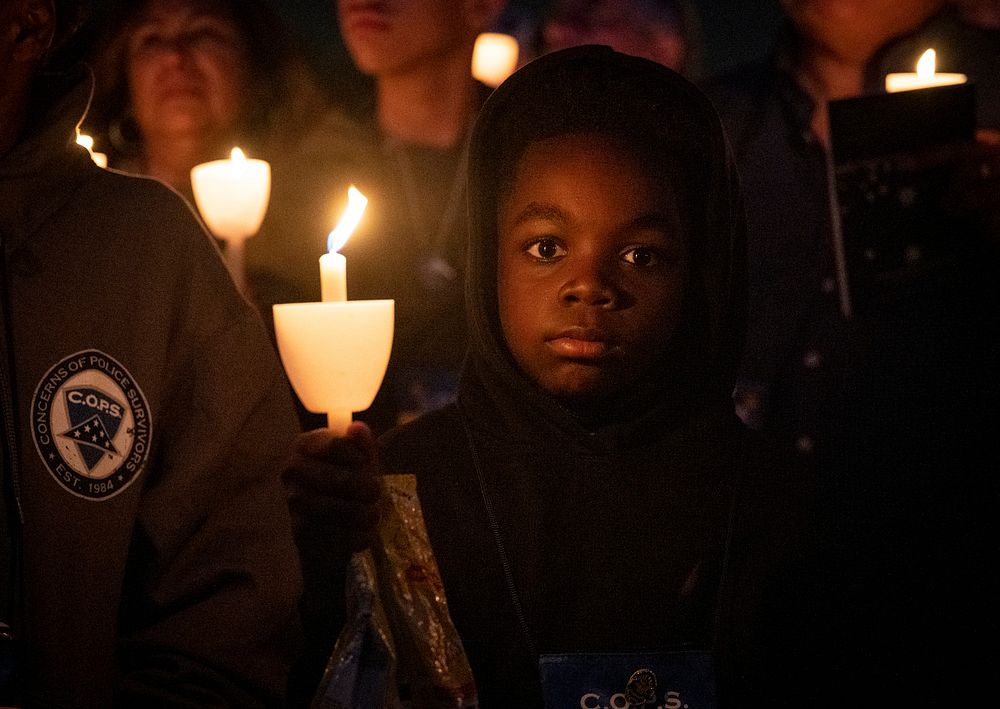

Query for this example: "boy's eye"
[621,246,660,267]
[526,238,566,261]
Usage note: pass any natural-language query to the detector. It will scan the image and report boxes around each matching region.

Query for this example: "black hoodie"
[379,46,791,707]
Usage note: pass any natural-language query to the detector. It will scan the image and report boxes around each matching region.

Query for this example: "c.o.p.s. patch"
[31,350,152,501]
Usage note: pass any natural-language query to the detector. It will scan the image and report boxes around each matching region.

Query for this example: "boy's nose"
[558,260,618,308]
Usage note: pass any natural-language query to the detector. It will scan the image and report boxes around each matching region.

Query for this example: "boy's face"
[498,133,690,405]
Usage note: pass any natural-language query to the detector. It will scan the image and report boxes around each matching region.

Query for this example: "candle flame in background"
[76,131,108,168]
[76,132,94,151]
[328,186,368,253]
[231,147,247,162]
[917,49,936,79]
[471,32,520,88]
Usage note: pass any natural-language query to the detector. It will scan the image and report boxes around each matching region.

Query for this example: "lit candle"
[321,185,368,303]
[272,184,391,437]
[190,148,271,294]
[885,49,967,93]
[76,132,108,168]
[471,32,519,88]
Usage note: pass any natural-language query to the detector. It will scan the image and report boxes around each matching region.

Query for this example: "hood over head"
[462,45,746,448]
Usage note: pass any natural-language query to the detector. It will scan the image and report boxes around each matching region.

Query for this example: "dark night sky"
[72,0,784,83]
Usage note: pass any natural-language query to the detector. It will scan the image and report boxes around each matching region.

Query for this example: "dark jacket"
[705,25,1000,707]
[379,46,797,708]
[0,72,302,708]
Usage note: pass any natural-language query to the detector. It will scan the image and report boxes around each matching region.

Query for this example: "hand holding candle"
[273,186,394,436]
[885,49,967,93]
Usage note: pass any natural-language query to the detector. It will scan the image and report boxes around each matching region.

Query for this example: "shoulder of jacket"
[379,404,467,472]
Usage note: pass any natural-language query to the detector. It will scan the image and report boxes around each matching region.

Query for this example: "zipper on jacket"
[0,237,23,523]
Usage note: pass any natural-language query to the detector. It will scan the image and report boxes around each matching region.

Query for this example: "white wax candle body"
[885,72,967,93]
[190,154,271,242]
[272,300,395,436]
[320,252,347,302]
[472,33,520,88]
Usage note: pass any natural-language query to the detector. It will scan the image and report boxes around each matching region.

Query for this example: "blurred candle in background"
[190,148,271,294]
[472,32,520,88]
[76,132,108,168]
[885,49,967,93]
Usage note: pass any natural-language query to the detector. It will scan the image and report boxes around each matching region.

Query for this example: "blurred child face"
[337,0,479,78]
[127,0,249,145]
[781,0,944,62]
[498,133,690,405]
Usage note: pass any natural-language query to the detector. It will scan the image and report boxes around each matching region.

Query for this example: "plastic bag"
[313,475,477,709]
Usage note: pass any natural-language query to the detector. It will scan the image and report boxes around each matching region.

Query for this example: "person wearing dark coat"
[284,45,803,708]
[704,1,1000,705]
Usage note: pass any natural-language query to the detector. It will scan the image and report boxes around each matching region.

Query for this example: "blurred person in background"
[868,0,1000,131]
[85,0,327,202]
[85,0,347,349]
[953,0,1000,26]
[529,0,701,77]
[706,1,1000,705]
[1,0,303,704]
[251,0,507,436]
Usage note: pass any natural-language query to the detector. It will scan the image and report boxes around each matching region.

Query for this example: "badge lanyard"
[458,404,744,660]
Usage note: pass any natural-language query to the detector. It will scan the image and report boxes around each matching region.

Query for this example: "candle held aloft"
[321,186,368,303]
[471,33,519,88]
[190,148,270,295]
[272,183,390,438]
[885,49,967,93]
[190,148,271,242]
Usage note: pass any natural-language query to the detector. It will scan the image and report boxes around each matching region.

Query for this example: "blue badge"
[539,651,717,709]
[31,350,152,501]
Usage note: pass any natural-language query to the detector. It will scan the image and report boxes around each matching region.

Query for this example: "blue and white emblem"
[32,350,152,500]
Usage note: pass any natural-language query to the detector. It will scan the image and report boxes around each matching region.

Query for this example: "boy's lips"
[546,327,617,360]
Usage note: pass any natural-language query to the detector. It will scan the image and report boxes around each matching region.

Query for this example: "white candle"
[190,148,271,242]
[190,148,270,295]
[319,185,369,433]
[885,49,967,93]
[471,32,519,88]
[320,185,368,303]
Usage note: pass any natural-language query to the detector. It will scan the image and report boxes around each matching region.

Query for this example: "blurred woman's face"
[127,0,249,146]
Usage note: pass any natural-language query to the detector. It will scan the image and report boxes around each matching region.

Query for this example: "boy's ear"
[464,0,506,34]
[10,0,56,64]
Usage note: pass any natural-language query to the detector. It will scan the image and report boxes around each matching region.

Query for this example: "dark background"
[71,0,785,86]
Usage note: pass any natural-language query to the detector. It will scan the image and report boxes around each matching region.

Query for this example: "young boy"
[285,46,791,707]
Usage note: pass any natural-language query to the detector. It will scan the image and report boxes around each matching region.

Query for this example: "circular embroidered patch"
[31,350,152,501]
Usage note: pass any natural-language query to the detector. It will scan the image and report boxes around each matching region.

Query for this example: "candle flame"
[76,132,95,151]
[231,147,247,162]
[472,32,520,87]
[916,49,936,79]
[328,186,368,253]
